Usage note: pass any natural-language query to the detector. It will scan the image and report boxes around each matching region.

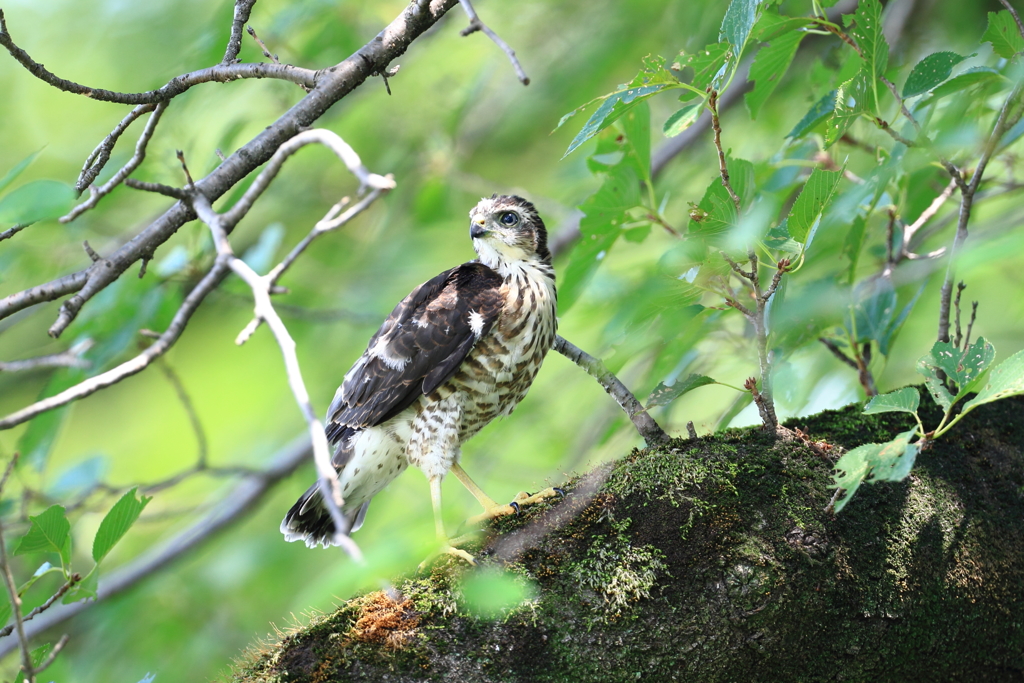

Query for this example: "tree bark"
[231,396,1024,682]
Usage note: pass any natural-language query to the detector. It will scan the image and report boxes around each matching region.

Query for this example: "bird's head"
[469,194,551,269]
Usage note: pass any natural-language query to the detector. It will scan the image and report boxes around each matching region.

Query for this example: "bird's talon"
[509,501,521,516]
[553,487,566,498]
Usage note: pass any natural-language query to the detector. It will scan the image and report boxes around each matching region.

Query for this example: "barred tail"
[280,482,370,548]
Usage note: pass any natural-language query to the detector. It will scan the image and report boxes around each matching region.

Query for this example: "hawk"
[281,195,559,559]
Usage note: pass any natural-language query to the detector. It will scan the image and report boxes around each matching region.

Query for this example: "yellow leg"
[420,475,476,569]
[450,462,564,526]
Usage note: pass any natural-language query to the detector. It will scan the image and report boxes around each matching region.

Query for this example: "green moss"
[231,397,1024,683]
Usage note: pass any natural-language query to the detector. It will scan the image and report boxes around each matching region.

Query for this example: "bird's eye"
[499,211,519,226]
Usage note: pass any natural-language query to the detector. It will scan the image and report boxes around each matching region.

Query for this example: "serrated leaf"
[983,10,1024,59]
[720,0,766,57]
[833,428,918,512]
[787,167,843,243]
[917,357,953,411]
[746,29,805,119]
[846,0,888,114]
[902,51,970,98]
[14,643,54,683]
[920,338,995,397]
[14,506,70,565]
[763,221,802,254]
[0,150,41,196]
[675,43,732,101]
[923,67,1006,104]
[664,103,703,137]
[0,180,75,225]
[92,487,152,564]
[687,181,738,245]
[864,387,920,415]
[647,374,717,408]
[563,85,668,158]
[620,101,652,177]
[825,75,868,148]
[962,347,1024,412]
[788,90,836,139]
[850,275,896,346]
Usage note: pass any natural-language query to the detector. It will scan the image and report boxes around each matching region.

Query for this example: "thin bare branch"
[0,260,230,429]
[124,178,187,199]
[0,339,93,373]
[247,25,280,64]
[819,338,859,370]
[953,281,966,349]
[0,223,30,243]
[0,575,79,638]
[938,81,1024,342]
[222,0,259,64]
[157,360,208,468]
[708,90,741,211]
[62,102,169,223]
[190,191,363,562]
[0,435,311,659]
[964,301,978,351]
[76,104,156,192]
[553,336,669,446]
[0,11,316,104]
[902,177,958,254]
[30,633,69,674]
[0,0,460,336]
[457,0,529,85]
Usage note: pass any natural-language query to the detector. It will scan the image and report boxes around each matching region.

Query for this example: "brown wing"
[325,262,503,443]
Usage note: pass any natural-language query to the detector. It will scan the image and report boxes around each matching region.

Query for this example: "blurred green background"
[0,0,1021,680]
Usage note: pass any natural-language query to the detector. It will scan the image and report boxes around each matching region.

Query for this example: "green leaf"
[561,56,680,158]
[850,276,896,346]
[92,487,152,564]
[920,338,995,397]
[720,0,766,57]
[17,562,62,596]
[675,43,732,100]
[923,67,1006,103]
[763,221,801,254]
[14,506,71,567]
[788,90,836,139]
[687,181,738,245]
[962,347,1024,413]
[917,358,953,411]
[746,28,805,119]
[902,51,970,98]
[664,103,703,137]
[0,150,41,196]
[864,387,920,415]
[647,374,717,408]
[620,101,652,178]
[833,428,918,512]
[825,75,868,148]
[0,180,75,225]
[983,10,1024,59]
[0,593,10,631]
[14,643,55,683]
[845,0,888,114]
[787,167,843,243]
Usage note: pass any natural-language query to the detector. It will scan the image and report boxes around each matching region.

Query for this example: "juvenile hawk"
[282,195,558,557]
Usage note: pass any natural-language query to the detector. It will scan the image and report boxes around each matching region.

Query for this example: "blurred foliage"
[0,0,1023,680]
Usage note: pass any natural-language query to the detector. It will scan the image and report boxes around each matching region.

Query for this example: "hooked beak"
[470,218,487,239]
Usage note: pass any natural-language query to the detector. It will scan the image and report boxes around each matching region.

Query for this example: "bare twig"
[0,575,80,638]
[0,0,460,336]
[190,191,363,562]
[76,104,156,192]
[0,11,316,104]
[953,281,966,349]
[124,179,188,199]
[157,360,208,468]
[964,301,978,351]
[223,0,259,64]
[0,339,93,373]
[0,435,312,658]
[0,223,31,242]
[708,90,741,210]
[553,336,669,446]
[0,259,231,429]
[686,421,698,439]
[819,338,859,370]
[31,634,69,675]
[901,177,958,259]
[938,81,1024,342]
[456,0,528,85]
[246,25,280,64]
[62,102,169,223]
